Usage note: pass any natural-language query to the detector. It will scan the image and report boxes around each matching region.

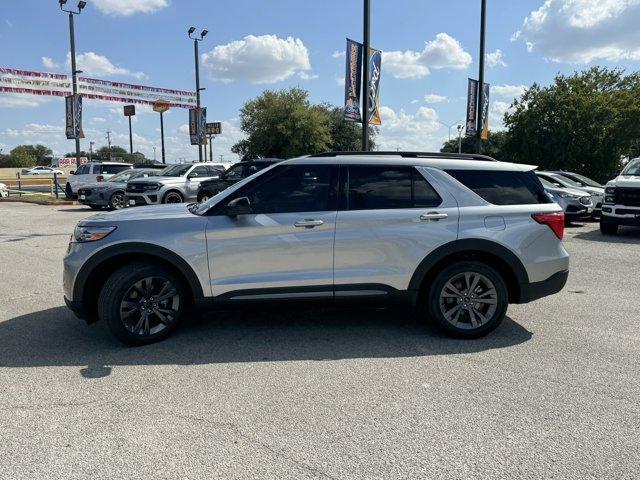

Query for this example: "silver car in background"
[77,169,161,210]
[536,171,603,215]
[539,178,593,222]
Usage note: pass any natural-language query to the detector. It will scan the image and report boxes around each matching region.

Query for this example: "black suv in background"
[197,158,281,202]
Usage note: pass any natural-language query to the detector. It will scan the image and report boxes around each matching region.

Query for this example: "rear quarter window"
[445,169,552,205]
[99,164,131,174]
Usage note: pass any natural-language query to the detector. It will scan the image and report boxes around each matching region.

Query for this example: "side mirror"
[69,170,75,175]
[225,196,252,216]
[187,172,199,179]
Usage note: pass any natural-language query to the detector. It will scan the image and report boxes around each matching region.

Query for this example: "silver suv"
[64,152,569,345]
[125,162,224,206]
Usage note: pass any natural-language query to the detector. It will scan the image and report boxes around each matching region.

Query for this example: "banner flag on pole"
[65,94,83,139]
[344,39,363,123]
[480,82,490,140]
[189,107,207,145]
[367,47,382,126]
[465,78,479,137]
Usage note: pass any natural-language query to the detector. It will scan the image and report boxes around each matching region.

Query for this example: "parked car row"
[534,171,604,222]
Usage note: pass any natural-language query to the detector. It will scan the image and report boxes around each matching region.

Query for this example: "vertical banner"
[344,38,363,123]
[367,47,382,126]
[480,82,490,140]
[189,107,206,145]
[465,79,478,137]
[65,94,83,139]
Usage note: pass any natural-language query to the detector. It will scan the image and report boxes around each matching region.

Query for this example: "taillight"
[532,212,565,240]
[96,175,104,182]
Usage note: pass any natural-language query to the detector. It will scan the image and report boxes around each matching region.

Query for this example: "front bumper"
[125,192,160,206]
[517,270,569,304]
[601,205,640,226]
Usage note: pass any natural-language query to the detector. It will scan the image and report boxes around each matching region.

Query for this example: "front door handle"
[294,219,324,228]
[420,212,448,221]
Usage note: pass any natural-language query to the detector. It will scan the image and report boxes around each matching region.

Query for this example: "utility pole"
[188,27,208,162]
[476,0,487,154]
[361,0,371,151]
[89,140,94,161]
[209,134,213,162]
[153,146,157,161]
[59,0,87,168]
[106,130,112,160]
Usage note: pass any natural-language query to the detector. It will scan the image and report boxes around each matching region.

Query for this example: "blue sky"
[1,0,639,163]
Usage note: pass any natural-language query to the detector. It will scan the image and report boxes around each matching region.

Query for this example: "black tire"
[98,263,187,345]
[109,191,126,210]
[89,205,103,210]
[162,190,184,204]
[423,261,508,338]
[197,190,213,203]
[600,221,618,235]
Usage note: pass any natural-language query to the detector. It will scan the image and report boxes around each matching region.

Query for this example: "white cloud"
[177,124,190,135]
[42,56,59,69]
[410,99,419,104]
[91,117,107,123]
[517,0,640,63]
[489,101,513,130]
[202,35,311,84]
[332,50,346,59]
[486,49,507,68]
[92,0,168,16]
[376,106,445,151]
[424,93,447,104]
[384,33,472,79]
[492,84,527,99]
[67,52,146,79]
[0,94,55,108]
[298,71,318,80]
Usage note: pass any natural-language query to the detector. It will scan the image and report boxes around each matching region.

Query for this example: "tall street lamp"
[438,120,464,142]
[361,0,371,151]
[476,0,487,154]
[59,0,86,168]
[188,27,207,162]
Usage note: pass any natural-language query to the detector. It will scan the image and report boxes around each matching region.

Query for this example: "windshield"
[108,170,137,183]
[539,178,556,189]
[160,164,192,177]
[622,159,640,176]
[562,173,602,188]
[551,174,581,188]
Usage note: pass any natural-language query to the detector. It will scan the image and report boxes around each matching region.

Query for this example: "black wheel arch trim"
[73,242,205,303]
[408,239,530,291]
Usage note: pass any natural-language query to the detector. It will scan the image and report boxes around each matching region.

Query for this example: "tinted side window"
[190,166,209,177]
[445,170,552,205]
[100,164,130,174]
[241,165,336,214]
[207,166,223,176]
[346,166,441,210]
[77,165,89,175]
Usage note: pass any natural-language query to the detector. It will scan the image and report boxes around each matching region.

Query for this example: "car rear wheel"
[109,191,126,210]
[65,183,75,199]
[423,261,508,338]
[600,221,618,235]
[163,191,184,204]
[98,263,186,345]
[197,190,213,203]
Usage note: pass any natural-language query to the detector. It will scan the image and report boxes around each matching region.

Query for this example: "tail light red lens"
[532,212,565,240]
[96,175,104,182]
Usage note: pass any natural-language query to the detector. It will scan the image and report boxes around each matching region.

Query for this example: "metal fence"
[0,173,67,199]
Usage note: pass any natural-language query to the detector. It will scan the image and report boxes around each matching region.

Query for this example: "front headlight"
[558,192,579,199]
[73,225,117,243]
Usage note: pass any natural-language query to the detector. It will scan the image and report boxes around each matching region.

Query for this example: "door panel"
[334,166,459,291]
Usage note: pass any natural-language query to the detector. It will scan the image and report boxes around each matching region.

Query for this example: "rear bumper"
[517,270,569,304]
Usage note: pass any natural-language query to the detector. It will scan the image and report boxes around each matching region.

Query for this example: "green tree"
[8,144,53,166]
[7,147,37,167]
[502,67,639,182]
[441,130,508,160]
[232,88,374,160]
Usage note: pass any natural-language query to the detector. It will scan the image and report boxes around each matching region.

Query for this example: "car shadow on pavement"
[572,226,640,243]
[0,306,532,377]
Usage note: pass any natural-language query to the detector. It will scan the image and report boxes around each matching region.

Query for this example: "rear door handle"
[294,219,324,228]
[420,212,448,221]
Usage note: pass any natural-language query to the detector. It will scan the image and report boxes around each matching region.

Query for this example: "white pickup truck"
[601,158,640,235]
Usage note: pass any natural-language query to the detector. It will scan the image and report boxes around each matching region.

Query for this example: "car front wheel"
[109,191,126,210]
[424,261,508,338]
[163,191,184,204]
[98,263,187,345]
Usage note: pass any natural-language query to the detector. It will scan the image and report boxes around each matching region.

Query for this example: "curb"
[0,197,76,206]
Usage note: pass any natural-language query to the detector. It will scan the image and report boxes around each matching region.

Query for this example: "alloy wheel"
[119,276,180,336]
[111,192,126,210]
[164,192,183,204]
[438,272,498,330]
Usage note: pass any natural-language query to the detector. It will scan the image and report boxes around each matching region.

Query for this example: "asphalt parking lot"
[1,202,639,480]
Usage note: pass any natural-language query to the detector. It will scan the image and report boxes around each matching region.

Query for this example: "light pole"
[59,0,86,168]
[188,27,207,162]
[457,124,464,153]
[438,120,464,142]
[361,0,371,151]
[89,140,94,161]
[476,0,487,154]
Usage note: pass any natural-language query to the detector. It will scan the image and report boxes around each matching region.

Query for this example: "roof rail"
[309,151,498,162]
